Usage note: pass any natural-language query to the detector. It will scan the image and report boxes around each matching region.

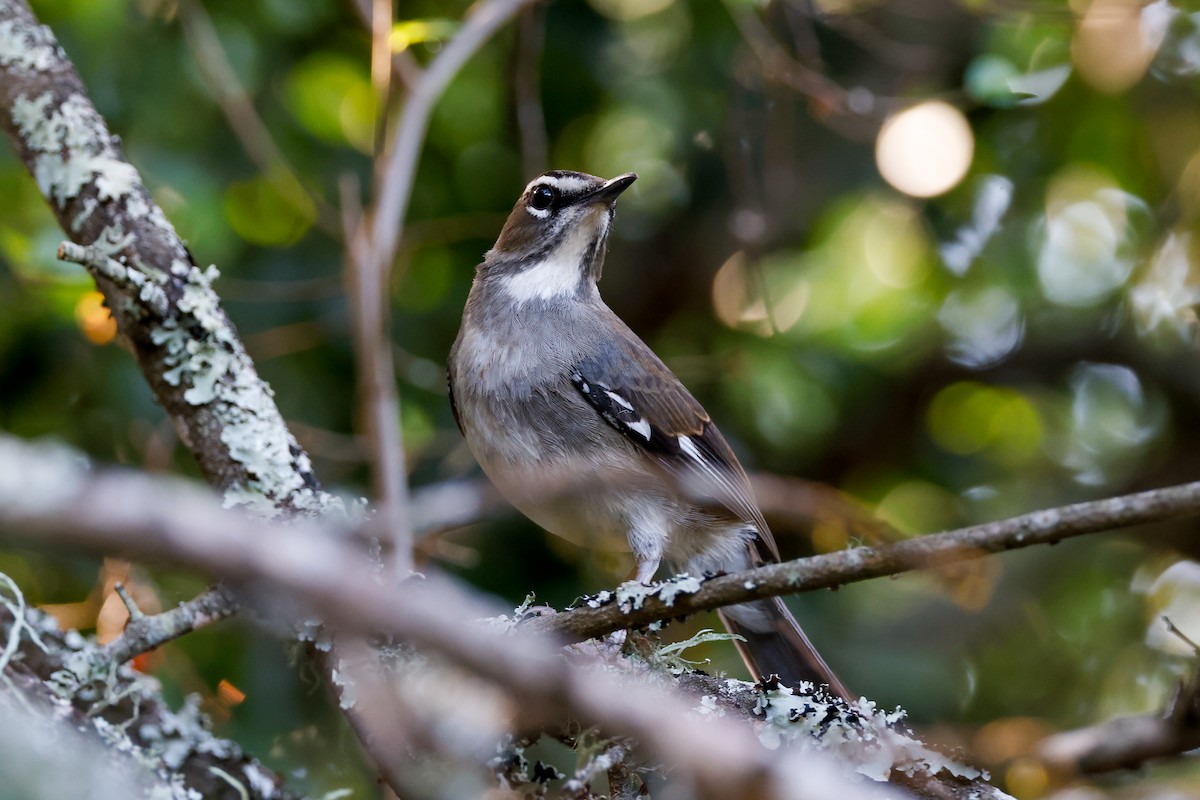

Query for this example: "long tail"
[718,597,851,700]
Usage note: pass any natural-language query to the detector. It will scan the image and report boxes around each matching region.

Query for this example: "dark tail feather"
[718,597,851,700]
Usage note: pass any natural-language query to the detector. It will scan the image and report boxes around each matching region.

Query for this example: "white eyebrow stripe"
[523,174,594,196]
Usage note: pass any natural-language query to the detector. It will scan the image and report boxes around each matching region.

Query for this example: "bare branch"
[0,601,300,800]
[1038,636,1200,775]
[1038,710,1200,774]
[347,0,541,576]
[512,5,548,177]
[532,479,1200,642]
[366,0,541,268]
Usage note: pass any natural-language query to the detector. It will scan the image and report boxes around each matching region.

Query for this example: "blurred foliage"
[3,0,1200,796]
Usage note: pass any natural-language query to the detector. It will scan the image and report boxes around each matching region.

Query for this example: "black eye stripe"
[530,184,557,211]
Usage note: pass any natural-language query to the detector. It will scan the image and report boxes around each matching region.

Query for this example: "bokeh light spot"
[875,480,960,536]
[74,291,116,345]
[284,53,374,152]
[223,174,315,246]
[927,382,1042,466]
[1036,167,1146,307]
[1072,0,1167,94]
[390,18,458,52]
[875,101,974,198]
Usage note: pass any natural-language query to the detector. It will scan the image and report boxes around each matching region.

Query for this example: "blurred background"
[3,0,1200,796]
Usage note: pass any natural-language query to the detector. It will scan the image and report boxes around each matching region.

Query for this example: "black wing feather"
[571,334,778,562]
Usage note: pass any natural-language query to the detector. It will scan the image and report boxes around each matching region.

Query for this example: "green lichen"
[132,257,340,516]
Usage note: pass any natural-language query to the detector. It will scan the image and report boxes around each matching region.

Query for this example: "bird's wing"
[571,329,778,563]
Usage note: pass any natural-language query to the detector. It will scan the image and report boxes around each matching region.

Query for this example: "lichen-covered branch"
[0,599,299,800]
[0,434,968,800]
[0,0,336,516]
[531,479,1200,643]
[97,584,237,666]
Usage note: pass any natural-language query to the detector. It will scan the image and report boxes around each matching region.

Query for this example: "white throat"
[500,211,607,304]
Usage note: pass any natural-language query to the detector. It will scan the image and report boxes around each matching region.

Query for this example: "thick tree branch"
[0,434,984,800]
[532,480,1200,642]
[0,0,336,516]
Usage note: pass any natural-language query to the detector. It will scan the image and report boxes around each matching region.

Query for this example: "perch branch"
[532,479,1200,642]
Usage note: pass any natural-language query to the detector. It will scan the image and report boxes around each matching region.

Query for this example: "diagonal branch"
[531,479,1200,642]
[177,0,341,236]
[0,0,336,516]
[96,584,238,665]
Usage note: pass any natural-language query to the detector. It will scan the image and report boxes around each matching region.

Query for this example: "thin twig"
[349,0,540,577]
[324,639,422,798]
[112,583,144,621]
[1163,614,1200,655]
[512,5,547,177]
[347,0,423,90]
[366,0,541,267]
[97,585,238,665]
[369,0,393,167]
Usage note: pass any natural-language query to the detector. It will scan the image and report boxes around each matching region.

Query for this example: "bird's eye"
[530,185,557,211]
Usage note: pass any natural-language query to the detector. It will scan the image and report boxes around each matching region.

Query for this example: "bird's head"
[483,170,637,304]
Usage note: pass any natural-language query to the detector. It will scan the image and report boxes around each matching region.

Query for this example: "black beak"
[582,172,637,205]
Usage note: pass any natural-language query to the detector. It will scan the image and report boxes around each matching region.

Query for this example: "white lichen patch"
[12,91,141,210]
[0,19,59,72]
[695,695,725,717]
[241,763,278,800]
[1,599,284,799]
[591,574,704,614]
[133,258,341,516]
[656,574,703,607]
[750,684,983,783]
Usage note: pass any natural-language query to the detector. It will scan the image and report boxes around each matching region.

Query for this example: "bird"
[448,169,848,698]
